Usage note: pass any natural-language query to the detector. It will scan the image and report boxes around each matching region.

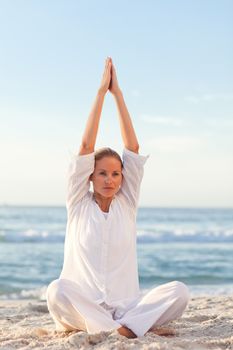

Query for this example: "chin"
[100,191,115,198]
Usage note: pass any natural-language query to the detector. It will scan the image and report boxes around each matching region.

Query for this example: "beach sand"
[0,296,233,349]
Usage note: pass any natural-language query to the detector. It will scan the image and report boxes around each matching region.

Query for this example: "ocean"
[0,206,233,300]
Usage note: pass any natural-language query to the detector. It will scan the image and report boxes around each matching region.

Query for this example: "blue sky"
[0,0,232,207]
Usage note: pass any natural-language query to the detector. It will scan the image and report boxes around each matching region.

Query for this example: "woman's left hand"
[109,59,121,95]
[98,57,112,95]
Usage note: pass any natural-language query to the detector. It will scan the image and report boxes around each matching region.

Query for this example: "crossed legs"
[46,279,190,338]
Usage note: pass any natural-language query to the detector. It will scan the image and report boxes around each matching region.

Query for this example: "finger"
[102,66,111,80]
[104,59,109,70]
[106,63,112,74]
[112,64,116,74]
[104,62,111,74]
[103,62,110,76]
[104,59,111,71]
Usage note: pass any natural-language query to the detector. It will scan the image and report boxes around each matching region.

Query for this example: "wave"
[1,227,233,243]
[0,229,65,243]
[0,285,48,300]
[1,283,233,301]
[137,228,233,243]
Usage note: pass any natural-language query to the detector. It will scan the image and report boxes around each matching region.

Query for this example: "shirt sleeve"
[120,148,149,209]
[66,151,95,216]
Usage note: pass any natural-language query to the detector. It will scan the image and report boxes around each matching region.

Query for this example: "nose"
[105,176,113,184]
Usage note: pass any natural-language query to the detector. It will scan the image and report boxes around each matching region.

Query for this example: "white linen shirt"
[60,148,149,310]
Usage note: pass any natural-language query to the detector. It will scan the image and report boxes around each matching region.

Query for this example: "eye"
[113,172,120,176]
[99,171,106,175]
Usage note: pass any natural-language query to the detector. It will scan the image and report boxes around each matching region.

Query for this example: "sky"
[0,0,232,207]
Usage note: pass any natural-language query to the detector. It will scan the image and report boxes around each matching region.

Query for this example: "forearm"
[113,90,139,153]
[80,90,105,151]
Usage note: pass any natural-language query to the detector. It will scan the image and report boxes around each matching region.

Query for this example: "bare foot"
[148,326,176,337]
[117,326,137,338]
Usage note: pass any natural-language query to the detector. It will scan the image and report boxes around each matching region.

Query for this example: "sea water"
[0,206,233,300]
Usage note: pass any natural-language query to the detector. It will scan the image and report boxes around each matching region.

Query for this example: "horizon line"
[0,204,233,210]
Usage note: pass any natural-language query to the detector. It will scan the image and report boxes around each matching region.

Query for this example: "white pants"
[46,278,189,337]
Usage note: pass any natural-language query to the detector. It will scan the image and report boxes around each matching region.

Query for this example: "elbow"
[79,143,95,155]
[126,144,139,154]
[134,144,140,154]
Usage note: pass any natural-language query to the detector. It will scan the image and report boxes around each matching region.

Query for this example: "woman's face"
[90,156,123,198]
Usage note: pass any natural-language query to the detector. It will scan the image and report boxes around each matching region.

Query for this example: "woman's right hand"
[98,57,112,95]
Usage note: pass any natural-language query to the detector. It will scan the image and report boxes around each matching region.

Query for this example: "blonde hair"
[94,147,123,168]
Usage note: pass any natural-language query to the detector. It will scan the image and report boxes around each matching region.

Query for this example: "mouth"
[103,187,114,190]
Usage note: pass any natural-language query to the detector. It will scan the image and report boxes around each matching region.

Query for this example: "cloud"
[202,93,233,101]
[206,118,233,127]
[185,93,233,104]
[140,113,233,131]
[140,114,183,126]
[147,136,203,153]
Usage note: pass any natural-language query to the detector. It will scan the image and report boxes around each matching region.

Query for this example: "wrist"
[112,89,122,98]
[97,88,107,97]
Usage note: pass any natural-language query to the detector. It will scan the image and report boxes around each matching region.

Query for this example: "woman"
[46,57,190,338]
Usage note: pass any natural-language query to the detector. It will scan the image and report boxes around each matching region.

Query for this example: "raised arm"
[109,58,139,154]
[79,57,112,155]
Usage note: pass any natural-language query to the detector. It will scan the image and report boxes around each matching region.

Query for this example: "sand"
[0,296,233,350]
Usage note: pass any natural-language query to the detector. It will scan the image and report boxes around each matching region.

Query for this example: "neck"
[93,192,113,212]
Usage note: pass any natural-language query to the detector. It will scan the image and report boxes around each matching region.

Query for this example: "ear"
[89,174,93,181]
